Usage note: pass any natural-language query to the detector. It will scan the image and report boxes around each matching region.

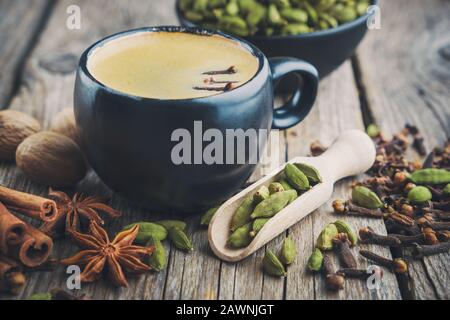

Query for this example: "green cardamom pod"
[268,182,285,194]
[280,8,308,23]
[27,292,52,300]
[407,186,432,204]
[443,183,450,196]
[280,236,297,265]
[264,27,275,36]
[272,0,291,9]
[250,218,271,237]
[410,168,450,185]
[213,8,225,19]
[184,10,204,22]
[227,222,252,248]
[193,0,209,12]
[332,4,357,23]
[263,250,287,277]
[318,12,338,28]
[356,1,370,16]
[155,220,187,231]
[295,163,322,184]
[316,223,338,251]
[246,4,266,28]
[225,0,239,16]
[230,196,255,231]
[208,0,227,9]
[254,185,270,203]
[285,163,310,191]
[200,207,219,226]
[238,0,257,14]
[147,236,167,272]
[250,189,297,218]
[352,186,383,209]
[302,1,318,24]
[307,248,323,271]
[268,4,286,26]
[333,220,357,246]
[316,0,337,12]
[278,178,294,190]
[366,123,380,138]
[168,227,193,252]
[122,222,168,244]
[281,23,310,35]
[218,16,250,36]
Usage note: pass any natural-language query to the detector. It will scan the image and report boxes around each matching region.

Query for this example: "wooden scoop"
[208,130,376,262]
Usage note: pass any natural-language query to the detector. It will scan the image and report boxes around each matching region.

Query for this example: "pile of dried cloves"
[326,124,449,287]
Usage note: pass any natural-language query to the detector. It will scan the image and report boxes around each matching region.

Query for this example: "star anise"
[61,221,154,287]
[40,189,122,238]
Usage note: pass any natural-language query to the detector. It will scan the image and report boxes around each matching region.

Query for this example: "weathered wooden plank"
[356,0,450,299]
[0,0,182,300]
[216,126,287,300]
[0,0,52,108]
[284,62,402,299]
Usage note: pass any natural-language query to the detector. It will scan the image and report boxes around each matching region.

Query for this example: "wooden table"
[0,0,448,300]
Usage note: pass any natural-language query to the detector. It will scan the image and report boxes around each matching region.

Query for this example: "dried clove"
[436,230,450,242]
[337,266,383,280]
[412,242,450,258]
[193,82,237,92]
[386,212,415,227]
[322,254,345,291]
[385,218,422,236]
[310,140,327,156]
[418,219,450,231]
[332,200,384,218]
[202,65,237,75]
[359,249,408,274]
[333,233,357,269]
[359,227,402,247]
[423,208,450,221]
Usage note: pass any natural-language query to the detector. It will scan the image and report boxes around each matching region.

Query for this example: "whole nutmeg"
[0,110,41,160]
[16,131,86,187]
[49,108,80,146]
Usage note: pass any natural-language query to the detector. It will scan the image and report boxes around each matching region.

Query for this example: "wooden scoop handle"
[307,129,376,183]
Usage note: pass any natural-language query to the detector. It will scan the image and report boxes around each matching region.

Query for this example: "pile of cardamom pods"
[179,0,371,36]
[201,162,321,276]
[226,162,321,250]
[122,220,193,271]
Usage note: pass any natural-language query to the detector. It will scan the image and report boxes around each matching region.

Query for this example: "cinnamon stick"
[0,202,53,267]
[9,223,54,268]
[0,202,26,253]
[0,185,57,222]
[0,256,26,295]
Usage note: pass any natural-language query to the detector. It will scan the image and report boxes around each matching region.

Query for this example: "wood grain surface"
[356,0,450,299]
[0,0,448,300]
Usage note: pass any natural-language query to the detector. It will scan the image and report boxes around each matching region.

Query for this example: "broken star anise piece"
[40,189,122,237]
[61,221,154,287]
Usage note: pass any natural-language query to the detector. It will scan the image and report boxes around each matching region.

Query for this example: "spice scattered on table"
[320,123,449,289]
[61,221,154,287]
[40,189,122,238]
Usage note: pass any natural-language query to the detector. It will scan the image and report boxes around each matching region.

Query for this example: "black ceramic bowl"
[176,0,378,79]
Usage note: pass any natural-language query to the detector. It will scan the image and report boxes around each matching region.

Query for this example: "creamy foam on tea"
[87,32,259,99]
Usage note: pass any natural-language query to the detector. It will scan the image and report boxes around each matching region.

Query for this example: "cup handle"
[269,57,319,130]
